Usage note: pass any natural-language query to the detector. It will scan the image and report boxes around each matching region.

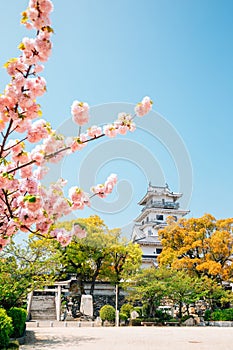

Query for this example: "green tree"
[199,276,233,311]
[165,270,204,319]
[0,238,59,310]
[126,268,167,318]
[102,238,142,284]
[51,216,142,295]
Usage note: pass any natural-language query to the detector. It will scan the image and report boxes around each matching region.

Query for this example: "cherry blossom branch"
[0,119,13,157]
[1,189,14,218]
[7,160,36,174]
[4,137,27,152]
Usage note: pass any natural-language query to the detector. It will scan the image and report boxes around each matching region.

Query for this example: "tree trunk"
[77,275,86,295]
[89,257,103,295]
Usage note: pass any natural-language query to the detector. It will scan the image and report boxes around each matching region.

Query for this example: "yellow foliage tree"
[158,214,233,283]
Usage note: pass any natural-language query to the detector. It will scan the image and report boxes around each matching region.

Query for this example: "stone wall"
[30,281,127,320]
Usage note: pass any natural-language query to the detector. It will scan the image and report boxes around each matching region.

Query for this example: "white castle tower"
[131,183,189,268]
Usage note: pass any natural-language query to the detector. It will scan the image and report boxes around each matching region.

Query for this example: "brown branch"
[4,137,27,152]
[44,146,70,160]
[7,159,36,174]
[0,119,13,157]
[2,189,14,218]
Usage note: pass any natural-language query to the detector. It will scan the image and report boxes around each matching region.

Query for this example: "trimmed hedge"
[119,312,128,322]
[211,309,233,321]
[131,318,143,326]
[0,308,13,349]
[99,305,115,323]
[120,304,134,318]
[7,307,27,338]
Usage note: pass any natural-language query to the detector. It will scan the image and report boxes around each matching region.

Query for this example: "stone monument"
[80,295,93,318]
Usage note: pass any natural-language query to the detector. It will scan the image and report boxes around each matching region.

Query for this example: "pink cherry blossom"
[25,77,47,99]
[24,196,42,212]
[103,124,118,138]
[23,0,54,31]
[118,125,128,135]
[33,166,49,179]
[56,229,72,247]
[87,125,102,138]
[31,146,45,165]
[20,178,39,194]
[69,187,90,209]
[72,224,87,239]
[20,165,33,178]
[71,100,89,126]
[36,219,52,234]
[0,237,10,251]
[27,119,50,143]
[4,57,27,77]
[91,173,117,198]
[0,0,150,247]
[135,96,153,117]
[66,133,87,153]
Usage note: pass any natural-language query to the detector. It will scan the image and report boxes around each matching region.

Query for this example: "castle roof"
[138,183,182,206]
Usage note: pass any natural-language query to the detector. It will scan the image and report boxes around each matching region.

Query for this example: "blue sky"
[0,0,233,235]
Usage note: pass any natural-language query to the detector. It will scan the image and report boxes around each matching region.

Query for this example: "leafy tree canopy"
[158,214,233,283]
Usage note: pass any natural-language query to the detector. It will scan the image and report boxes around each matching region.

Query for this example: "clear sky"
[0,0,233,236]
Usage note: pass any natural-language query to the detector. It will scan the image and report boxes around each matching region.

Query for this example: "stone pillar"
[56,285,61,321]
[80,295,93,317]
[115,284,119,327]
[26,291,33,321]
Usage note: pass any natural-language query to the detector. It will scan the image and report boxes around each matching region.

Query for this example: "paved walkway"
[20,323,233,350]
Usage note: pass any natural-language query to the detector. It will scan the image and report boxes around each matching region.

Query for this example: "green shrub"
[211,310,222,321]
[120,304,133,318]
[119,313,128,322]
[211,308,233,321]
[133,307,143,317]
[142,304,149,317]
[7,307,27,338]
[204,309,211,321]
[131,318,143,326]
[99,305,115,323]
[7,340,19,349]
[0,308,13,349]
[223,309,233,321]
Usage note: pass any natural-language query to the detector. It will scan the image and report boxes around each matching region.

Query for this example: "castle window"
[148,229,153,236]
[146,217,149,222]
[142,220,144,225]
[156,214,163,221]
[156,248,162,254]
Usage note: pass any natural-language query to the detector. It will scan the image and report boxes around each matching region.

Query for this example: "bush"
[133,307,143,318]
[204,309,211,321]
[142,304,150,317]
[7,307,27,338]
[119,313,128,322]
[0,308,13,349]
[131,318,143,326]
[120,304,133,318]
[7,340,19,349]
[211,308,233,321]
[99,305,115,323]
[211,310,222,321]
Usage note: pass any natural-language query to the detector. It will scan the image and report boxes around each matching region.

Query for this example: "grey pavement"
[20,323,233,350]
